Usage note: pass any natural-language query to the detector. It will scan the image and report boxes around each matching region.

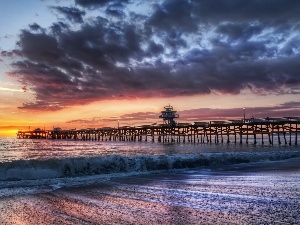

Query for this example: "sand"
[0,157,299,225]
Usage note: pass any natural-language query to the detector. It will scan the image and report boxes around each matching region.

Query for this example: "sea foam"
[0,150,299,181]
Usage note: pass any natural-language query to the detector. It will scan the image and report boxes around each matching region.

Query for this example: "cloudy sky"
[0,0,300,136]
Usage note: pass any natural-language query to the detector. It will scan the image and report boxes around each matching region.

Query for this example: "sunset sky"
[1,0,300,136]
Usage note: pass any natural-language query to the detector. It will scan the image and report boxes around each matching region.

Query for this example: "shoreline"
[0,156,299,224]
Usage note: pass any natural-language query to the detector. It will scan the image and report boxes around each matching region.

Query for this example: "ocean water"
[0,137,299,224]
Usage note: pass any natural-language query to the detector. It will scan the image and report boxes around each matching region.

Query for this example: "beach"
[0,155,299,225]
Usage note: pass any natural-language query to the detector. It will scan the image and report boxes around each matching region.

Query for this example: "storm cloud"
[50,6,86,23]
[7,0,300,110]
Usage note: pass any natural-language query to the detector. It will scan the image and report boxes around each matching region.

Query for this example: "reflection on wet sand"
[0,158,299,225]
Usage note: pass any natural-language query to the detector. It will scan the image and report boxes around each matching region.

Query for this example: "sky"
[0,0,300,136]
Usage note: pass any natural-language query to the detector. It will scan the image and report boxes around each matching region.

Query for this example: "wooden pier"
[17,118,299,146]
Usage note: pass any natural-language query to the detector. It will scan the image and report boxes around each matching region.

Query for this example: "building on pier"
[159,104,179,126]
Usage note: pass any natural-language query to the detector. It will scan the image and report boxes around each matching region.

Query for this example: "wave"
[0,150,299,182]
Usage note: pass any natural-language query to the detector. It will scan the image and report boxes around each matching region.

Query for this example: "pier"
[17,106,299,146]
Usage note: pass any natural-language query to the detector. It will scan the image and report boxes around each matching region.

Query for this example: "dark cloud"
[50,22,69,35]
[105,8,125,18]
[19,101,64,111]
[147,41,164,56]
[216,23,263,42]
[28,23,43,31]
[75,0,129,9]
[17,30,65,63]
[50,6,86,23]
[191,0,300,24]
[7,0,300,110]
[148,0,197,32]
[147,0,300,33]
[66,117,102,124]
[2,51,14,57]
[75,0,111,8]
[21,86,28,92]
[1,50,22,57]
[279,36,300,56]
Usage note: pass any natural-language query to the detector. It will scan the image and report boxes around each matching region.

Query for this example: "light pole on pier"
[118,120,119,129]
[243,107,246,122]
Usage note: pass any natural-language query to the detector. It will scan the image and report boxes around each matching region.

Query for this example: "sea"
[0,137,299,224]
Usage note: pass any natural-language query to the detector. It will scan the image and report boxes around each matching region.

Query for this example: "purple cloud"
[50,6,86,23]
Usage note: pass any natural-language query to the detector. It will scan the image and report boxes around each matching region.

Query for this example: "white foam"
[0,151,299,183]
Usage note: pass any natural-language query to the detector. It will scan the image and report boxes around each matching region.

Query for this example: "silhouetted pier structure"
[17,106,299,146]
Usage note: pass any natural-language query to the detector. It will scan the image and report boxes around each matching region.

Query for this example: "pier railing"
[17,119,299,145]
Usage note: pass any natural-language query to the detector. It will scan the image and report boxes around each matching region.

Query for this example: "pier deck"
[17,119,299,146]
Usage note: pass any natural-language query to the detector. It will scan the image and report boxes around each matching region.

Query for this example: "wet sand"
[0,157,299,225]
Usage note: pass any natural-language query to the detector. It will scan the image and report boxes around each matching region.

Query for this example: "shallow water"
[0,137,298,162]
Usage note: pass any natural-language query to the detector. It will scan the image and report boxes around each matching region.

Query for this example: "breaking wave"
[0,151,299,182]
